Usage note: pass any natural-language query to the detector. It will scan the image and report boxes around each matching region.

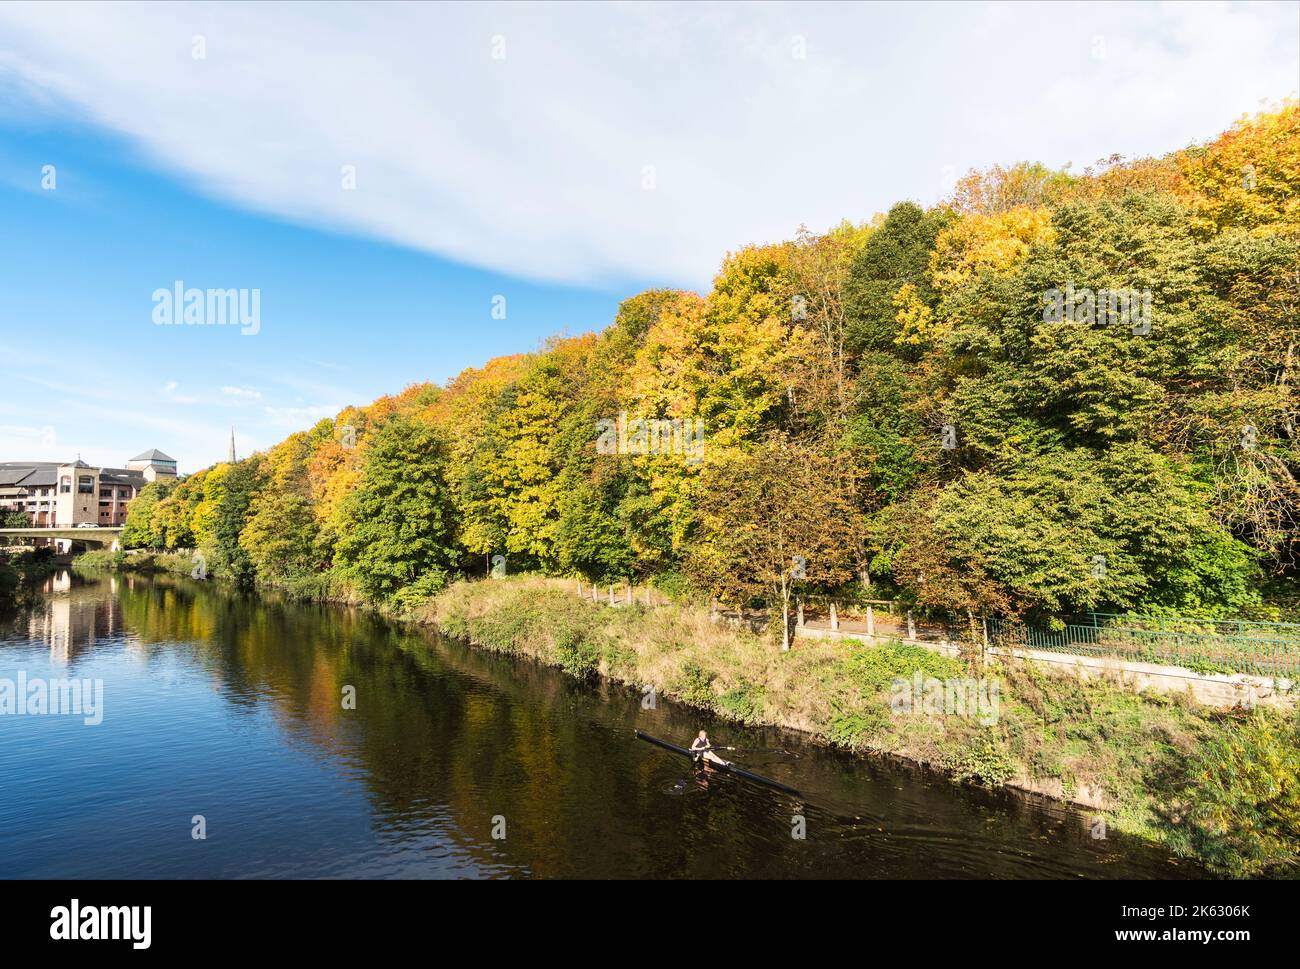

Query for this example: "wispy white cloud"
[0,342,348,469]
[0,1,1293,288]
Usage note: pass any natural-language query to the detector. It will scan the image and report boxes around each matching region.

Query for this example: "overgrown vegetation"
[74,548,197,577]
[0,548,58,613]
[428,574,1298,877]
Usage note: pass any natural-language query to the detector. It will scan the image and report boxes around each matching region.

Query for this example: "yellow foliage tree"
[1178,101,1300,237]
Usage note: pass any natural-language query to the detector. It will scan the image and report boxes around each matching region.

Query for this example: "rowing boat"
[634,730,801,796]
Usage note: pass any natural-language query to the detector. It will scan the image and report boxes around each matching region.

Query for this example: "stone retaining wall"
[796,625,1296,710]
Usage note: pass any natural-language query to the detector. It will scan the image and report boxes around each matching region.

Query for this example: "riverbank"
[0,548,61,613]
[68,552,1299,877]
[72,548,210,578]
[416,575,1300,879]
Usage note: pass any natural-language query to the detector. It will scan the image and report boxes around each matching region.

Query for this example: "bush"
[0,558,19,612]
[391,569,449,610]
[716,681,766,723]
[553,627,602,679]
[826,703,892,749]
[1158,709,1300,878]
[674,662,715,709]
[72,549,119,572]
[940,731,1018,786]
[837,639,965,695]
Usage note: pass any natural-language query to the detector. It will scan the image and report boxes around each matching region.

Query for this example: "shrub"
[940,731,1018,786]
[716,681,766,724]
[674,662,715,709]
[391,569,449,611]
[1158,710,1300,878]
[553,627,602,679]
[837,640,965,696]
[826,703,891,749]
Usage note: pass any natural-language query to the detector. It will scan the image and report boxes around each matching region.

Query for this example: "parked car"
[75,522,99,528]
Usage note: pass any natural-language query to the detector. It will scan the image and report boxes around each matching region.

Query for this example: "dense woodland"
[122,104,1300,625]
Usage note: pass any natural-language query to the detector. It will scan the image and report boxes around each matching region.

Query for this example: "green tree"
[334,417,458,601]
[210,458,261,586]
[120,480,177,549]
[239,491,320,583]
[881,448,1259,617]
[843,201,953,354]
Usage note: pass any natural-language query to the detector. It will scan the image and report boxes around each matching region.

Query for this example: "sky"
[0,0,1296,471]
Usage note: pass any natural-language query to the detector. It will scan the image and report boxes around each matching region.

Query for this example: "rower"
[689,730,728,767]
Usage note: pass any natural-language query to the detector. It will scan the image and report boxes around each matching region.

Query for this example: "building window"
[78,476,94,494]
[60,476,71,494]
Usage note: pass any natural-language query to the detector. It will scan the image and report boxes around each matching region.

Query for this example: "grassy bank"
[420,575,1300,878]
[73,549,199,577]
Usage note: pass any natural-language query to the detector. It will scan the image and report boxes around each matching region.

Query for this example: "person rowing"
[689,730,730,768]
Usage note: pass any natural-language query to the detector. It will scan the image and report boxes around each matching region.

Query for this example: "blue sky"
[0,1,1296,470]
[0,120,627,469]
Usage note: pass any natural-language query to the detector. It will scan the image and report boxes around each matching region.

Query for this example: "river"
[0,571,1199,878]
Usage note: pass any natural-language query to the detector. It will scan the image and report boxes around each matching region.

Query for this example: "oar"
[698,744,799,757]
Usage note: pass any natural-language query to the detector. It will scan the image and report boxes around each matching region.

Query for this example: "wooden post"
[830,601,839,632]
[608,584,615,605]
[577,579,582,597]
[796,597,805,627]
[626,578,632,605]
[907,609,916,640]
[866,604,875,639]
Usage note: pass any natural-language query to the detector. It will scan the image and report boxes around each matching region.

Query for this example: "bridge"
[0,527,123,550]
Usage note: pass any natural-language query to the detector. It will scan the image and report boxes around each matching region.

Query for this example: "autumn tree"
[688,435,862,649]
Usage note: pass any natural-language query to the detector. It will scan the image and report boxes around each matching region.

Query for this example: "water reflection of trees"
[107,575,811,877]
[95,575,1194,879]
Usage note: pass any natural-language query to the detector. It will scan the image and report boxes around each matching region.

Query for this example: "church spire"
[228,428,236,464]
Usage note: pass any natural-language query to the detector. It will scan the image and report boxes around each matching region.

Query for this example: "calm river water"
[0,571,1198,878]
